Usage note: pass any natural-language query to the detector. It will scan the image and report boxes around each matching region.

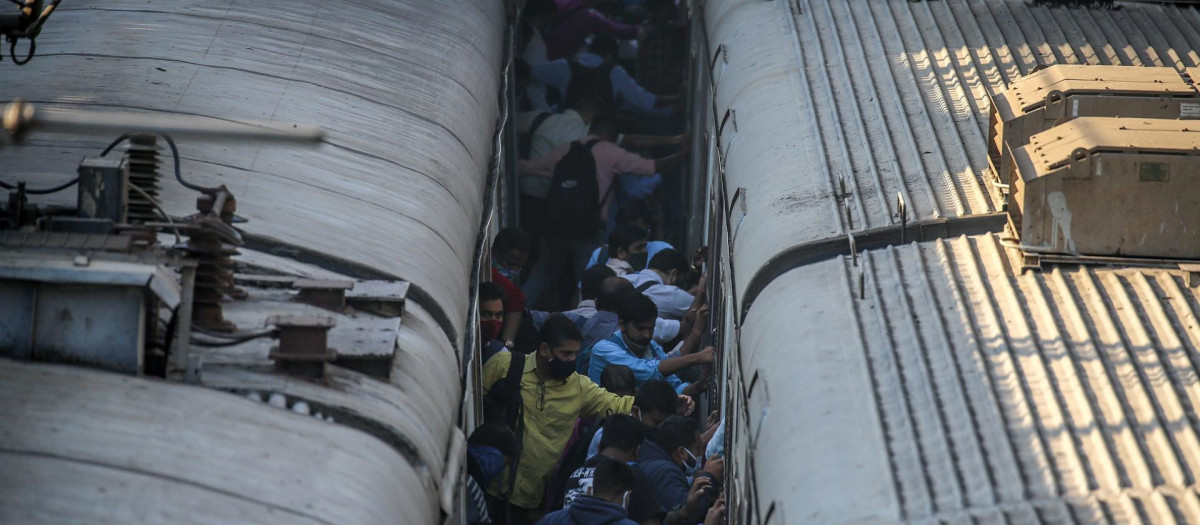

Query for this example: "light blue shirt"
[588,333,688,394]
[529,53,667,116]
[585,240,673,274]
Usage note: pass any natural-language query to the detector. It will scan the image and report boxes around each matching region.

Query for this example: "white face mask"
[621,490,631,510]
[681,447,701,476]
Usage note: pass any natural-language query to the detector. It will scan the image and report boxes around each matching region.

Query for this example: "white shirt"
[606,258,633,276]
[624,269,695,320]
[517,109,589,198]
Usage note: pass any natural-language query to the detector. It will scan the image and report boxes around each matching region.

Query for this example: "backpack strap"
[584,139,615,208]
[635,281,655,293]
[529,111,552,138]
[501,352,526,429]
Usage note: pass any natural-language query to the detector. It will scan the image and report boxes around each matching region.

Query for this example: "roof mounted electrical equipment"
[1008,117,1200,262]
[988,65,1200,204]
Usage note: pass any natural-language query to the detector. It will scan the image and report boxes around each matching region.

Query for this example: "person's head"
[651,415,701,469]
[588,114,619,142]
[515,58,532,90]
[647,248,690,287]
[608,223,649,263]
[492,227,531,280]
[588,456,636,506]
[617,292,657,352]
[537,313,583,381]
[523,0,557,26]
[645,0,677,23]
[589,34,620,62]
[467,422,518,486]
[598,413,645,460]
[478,282,507,342]
[580,264,617,302]
[572,91,610,121]
[615,201,654,237]
[595,276,633,312]
[600,364,637,397]
[633,380,677,428]
[468,422,518,460]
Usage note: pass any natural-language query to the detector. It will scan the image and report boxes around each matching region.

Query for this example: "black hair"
[580,264,616,301]
[591,456,636,499]
[515,58,531,83]
[596,276,633,312]
[468,422,518,457]
[598,413,645,453]
[618,291,658,324]
[600,364,637,396]
[540,313,583,348]
[589,34,619,60]
[479,282,507,304]
[634,379,677,417]
[588,114,619,140]
[524,0,557,19]
[493,227,531,255]
[615,200,652,228]
[608,223,648,254]
[651,415,699,455]
[647,248,689,274]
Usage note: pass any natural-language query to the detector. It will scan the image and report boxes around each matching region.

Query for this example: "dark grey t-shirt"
[562,456,665,523]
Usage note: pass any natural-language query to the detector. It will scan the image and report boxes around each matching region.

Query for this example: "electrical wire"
[101,132,219,193]
[189,329,278,348]
[127,183,181,242]
[9,36,34,65]
[0,176,79,194]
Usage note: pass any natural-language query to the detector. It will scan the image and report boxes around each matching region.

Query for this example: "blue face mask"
[468,445,506,485]
[493,259,520,283]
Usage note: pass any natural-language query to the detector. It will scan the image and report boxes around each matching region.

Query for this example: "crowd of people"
[465,1,727,523]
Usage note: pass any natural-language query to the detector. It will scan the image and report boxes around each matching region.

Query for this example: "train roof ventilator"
[988,64,1200,206]
[1007,117,1200,269]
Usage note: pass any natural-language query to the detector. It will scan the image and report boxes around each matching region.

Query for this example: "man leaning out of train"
[482,314,634,524]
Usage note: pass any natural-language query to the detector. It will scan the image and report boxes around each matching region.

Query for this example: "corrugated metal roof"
[706,0,1200,305]
[740,233,1200,523]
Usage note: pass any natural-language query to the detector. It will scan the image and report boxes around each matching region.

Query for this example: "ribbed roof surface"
[742,234,1200,523]
[707,0,1200,303]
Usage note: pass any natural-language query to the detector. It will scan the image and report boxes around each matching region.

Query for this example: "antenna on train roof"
[1,100,326,144]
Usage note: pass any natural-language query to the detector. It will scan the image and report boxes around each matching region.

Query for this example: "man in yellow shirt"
[484,313,634,524]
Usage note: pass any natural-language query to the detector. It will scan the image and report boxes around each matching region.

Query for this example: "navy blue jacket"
[535,495,638,525]
[635,441,691,512]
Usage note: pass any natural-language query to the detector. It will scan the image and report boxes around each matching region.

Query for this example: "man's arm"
[579,378,635,419]
[657,346,713,377]
[501,311,522,343]
[592,340,666,383]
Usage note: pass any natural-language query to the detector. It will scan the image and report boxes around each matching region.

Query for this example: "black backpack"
[546,139,611,239]
[544,421,604,511]
[564,61,615,109]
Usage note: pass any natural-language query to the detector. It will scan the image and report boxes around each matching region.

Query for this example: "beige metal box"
[989,65,1200,203]
[1009,118,1200,259]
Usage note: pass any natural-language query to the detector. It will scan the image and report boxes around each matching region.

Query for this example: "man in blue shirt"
[529,35,676,118]
[588,293,712,394]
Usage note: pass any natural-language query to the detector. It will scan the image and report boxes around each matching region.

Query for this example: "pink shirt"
[517,135,656,218]
[544,0,640,60]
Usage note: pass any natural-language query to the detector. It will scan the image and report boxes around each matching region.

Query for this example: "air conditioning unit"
[1008,117,1200,260]
[988,65,1200,203]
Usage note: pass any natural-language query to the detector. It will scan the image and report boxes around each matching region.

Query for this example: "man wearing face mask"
[483,314,634,523]
[536,457,640,525]
[637,416,722,525]
[479,282,509,364]
[588,293,713,395]
[622,249,700,320]
[491,227,532,349]
[602,223,649,276]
